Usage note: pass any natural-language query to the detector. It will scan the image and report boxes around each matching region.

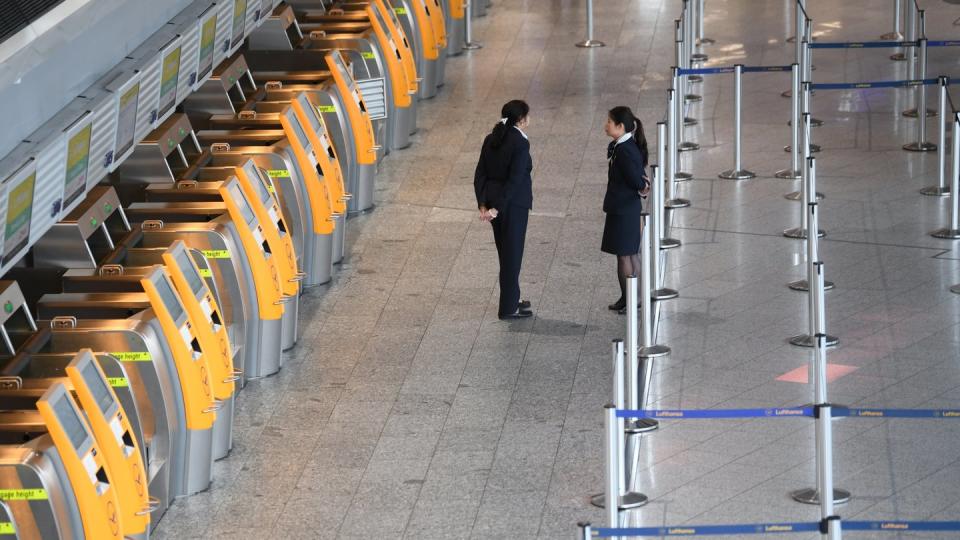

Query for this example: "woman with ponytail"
[601,106,650,314]
[474,100,534,320]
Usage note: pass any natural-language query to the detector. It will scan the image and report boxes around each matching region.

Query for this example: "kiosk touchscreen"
[2,164,37,266]
[66,350,151,538]
[36,383,123,540]
[63,121,93,212]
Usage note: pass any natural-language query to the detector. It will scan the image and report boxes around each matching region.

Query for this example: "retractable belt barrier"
[810,77,937,90]
[677,65,792,76]
[807,39,960,48]
[584,520,960,538]
[615,406,960,420]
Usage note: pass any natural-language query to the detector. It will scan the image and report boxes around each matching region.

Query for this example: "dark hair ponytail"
[608,106,648,161]
[490,99,530,148]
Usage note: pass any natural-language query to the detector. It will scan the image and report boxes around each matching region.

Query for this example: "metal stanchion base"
[690,75,704,83]
[783,227,826,239]
[788,118,823,128]
[880,31,904,40]
[576,39,606,48]
[785,190,825,201]
[625,419,660,433]
[653,288,680,301]
[683,116,698,127]
[920,185,950,196]
[932,228,960,239]
[951,284,960,294]
[787,279,835,292]
[784,144,822,154]
[639,345,671,358]
[684,94,702,103]
[590,492,649,510]
[789,334,839,348]
[718,169,756,180]
[691,53,708,62]
[674,172,693,181]
[902,108,935,118]
[679,142,700,152]
[665,198,691,209]
[890,52,906,61]
[463,41,484,50]
[903,141,937,152]
[697,37,715,45]
[661,238,682,249]
[790,488,852,505]
[775,168,802,180]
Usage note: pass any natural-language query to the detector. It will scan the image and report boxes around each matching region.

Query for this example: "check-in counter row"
[0,0,495,537]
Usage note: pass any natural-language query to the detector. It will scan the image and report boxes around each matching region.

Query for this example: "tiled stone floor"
[155,0,960,538]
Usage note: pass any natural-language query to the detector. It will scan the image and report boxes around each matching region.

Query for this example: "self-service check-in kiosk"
[34,266,219,498]
[0,350,153,539]
[0,383,123,539]
[121,181,288,379]
[391,0,447,99]
[0,279,176,521]
[442,0,465,57]
[255,2,415,151]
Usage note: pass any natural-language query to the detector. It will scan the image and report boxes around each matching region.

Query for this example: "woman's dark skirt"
[601,211,642,256]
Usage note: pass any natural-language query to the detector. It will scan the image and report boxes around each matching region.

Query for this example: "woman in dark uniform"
[474,100,534,320]
[601,106,649,314]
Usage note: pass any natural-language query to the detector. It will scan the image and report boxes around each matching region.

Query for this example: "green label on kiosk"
[394,7,407,15]
[201,249,230,259]
[198,268,213,278]
[266,169,290,178]
[106,377,129,388]
[0,489,47,500]
[0,522,13,534]
[111,352,152,362]
[316,105,336,113]
[361,52,375,59]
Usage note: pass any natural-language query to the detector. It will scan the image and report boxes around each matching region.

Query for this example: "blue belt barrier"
[834,407,960,418]
[677,65,792,76]
[810,40,914,49]
[811,78,938,90]
[616,407,813,420]
[845,520,960,532]
[742,65,793,73]
[928,40,960,47]
[593,522,820,537]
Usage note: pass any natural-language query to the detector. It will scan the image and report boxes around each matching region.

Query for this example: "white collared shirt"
[514,125,529,140]
[615,132,633,145]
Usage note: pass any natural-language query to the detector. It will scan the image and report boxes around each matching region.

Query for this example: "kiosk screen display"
[331,52,356,93]
[285,110,311,151]
[115,82,141,158]
[64,124,92,208]
[80,361,115,415]
[227,183,257,226]
[298,95,323,135]
[2,170,35,265]
[231,0,248,47]
[53,394,90,452]
[175,248,206,296]
[158,46,182,116]
[154,275,186,323]
[198,17,218,78]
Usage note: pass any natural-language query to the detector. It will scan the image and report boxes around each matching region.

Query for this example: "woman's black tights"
[616,254,642,303]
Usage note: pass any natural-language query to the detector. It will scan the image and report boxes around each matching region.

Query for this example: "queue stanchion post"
[786,85,823,200]
[674,26,700,123]
[891,0,914,61]
[657,121,684,246]
[671,72,697,176]
[783,0,803,95]
[790,329,848,505]
[903,12,935,118]
[636,214,668,435]
[623,274,659,434]
[575,0,605,48]
[785,115,826,237]
[590,341,648,510]
[786,0,803,44]
[904,39,935,151]
[689,0,707,63]
[789,197,835,291]
[578,523,592,540]
[881,0,903,40]
[697,0,714,45]
[650,165,679,299]
[921,76,950,196]
[665,88,692,207]
[791,251,839,348]
[603,404,619,531]
[802,20,824,128]
[677,72,701,152]
[463,0,483,49]
[719,65,756,180]
[777,64,803,179]
[931,113,960,239]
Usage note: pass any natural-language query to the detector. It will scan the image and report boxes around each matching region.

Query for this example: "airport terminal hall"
[3,0,960,538]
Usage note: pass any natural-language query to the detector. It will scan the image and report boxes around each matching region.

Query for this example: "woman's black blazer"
[603,140,648,215]
[474,128,533,212]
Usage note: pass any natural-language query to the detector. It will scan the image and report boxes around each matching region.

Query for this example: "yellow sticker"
[0,522,13,534]
[110,352,152,362]
[316,105,336,113]
[394,7,407,14]
[267,184,275,193]
[107,377,129,388]
[266,169,290,178]
[198,268,213,278]
[0,489,47,500]
[361,51,375,59]
[201,249,231,259]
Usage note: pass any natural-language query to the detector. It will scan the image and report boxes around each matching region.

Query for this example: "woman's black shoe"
[608,297,626,311]
[499,310,533,320]
[518,300,531,310]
